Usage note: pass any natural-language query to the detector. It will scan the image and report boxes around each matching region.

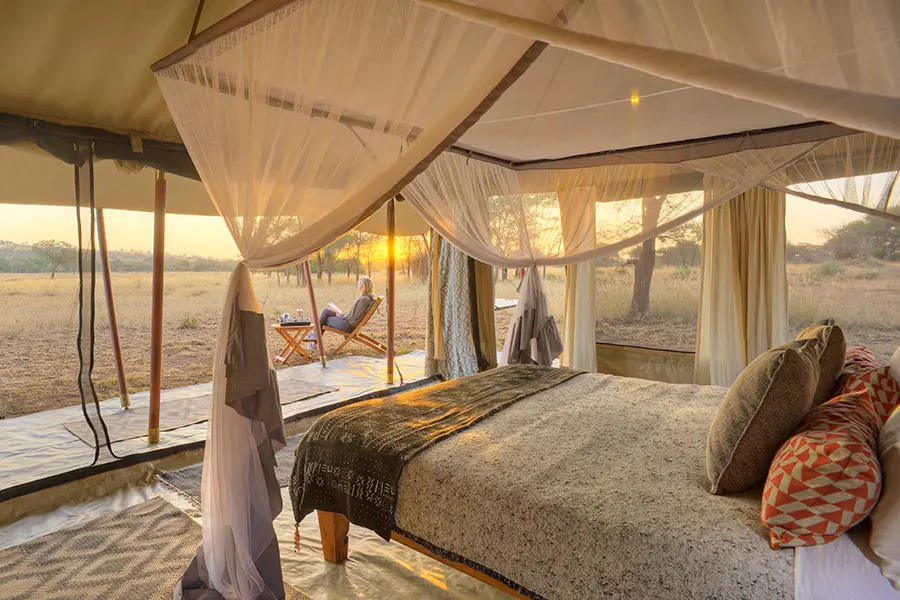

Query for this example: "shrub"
[671,266,698,282]
[817,261,845,278]
[852,270,880,281]
[178,314,201,330]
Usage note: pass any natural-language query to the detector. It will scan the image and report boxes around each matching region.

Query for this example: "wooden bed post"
[316,510,350,564]
[304,260,327,368]
[386,197,396,384]
[96,208,130,409]
[148,170,166,443]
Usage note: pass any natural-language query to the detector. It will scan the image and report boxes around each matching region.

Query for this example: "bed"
[289,365,892,599]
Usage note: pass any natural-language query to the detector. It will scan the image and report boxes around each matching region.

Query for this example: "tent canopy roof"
[0,0,248,144]
[0,0,868,168]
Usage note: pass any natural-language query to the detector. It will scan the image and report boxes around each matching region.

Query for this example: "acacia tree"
[32,240,76,279]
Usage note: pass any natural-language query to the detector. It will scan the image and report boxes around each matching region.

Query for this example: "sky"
[0,204,240,259]
[0,195,863,258]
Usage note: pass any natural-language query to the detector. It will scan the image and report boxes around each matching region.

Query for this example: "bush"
[178,314,201,330]
[817,261,845,278]
[852,270,880,281]
[671,266,698,282]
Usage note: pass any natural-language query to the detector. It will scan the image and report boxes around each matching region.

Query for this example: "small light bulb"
[630,92,640,106]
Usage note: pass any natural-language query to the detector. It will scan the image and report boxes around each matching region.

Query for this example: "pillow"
[871,407,900,590]
[707,339,820,494]
[837,365,900,427]
[891,346,900,385]
[842,346,880,379]
[761,392,881,549]
[795,319,846,406]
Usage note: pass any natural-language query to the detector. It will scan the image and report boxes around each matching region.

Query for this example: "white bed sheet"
[795,522,900,600]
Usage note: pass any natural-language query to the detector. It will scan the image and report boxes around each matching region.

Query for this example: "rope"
[73,145,118,463]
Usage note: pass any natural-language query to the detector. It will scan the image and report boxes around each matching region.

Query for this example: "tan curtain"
[695,187,789,386]
[469,258,497,370]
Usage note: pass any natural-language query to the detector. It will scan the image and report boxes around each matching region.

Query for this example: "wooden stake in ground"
[148,170,166,443]
[96,208,130,409]
[304,260,327,368]
[387,198,396,384]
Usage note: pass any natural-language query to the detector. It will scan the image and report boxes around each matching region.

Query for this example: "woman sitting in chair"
[319,276,375,334]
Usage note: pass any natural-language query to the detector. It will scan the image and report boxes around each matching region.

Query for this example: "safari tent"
[2,1,900,599]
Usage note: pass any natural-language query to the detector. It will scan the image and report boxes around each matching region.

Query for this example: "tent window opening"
[786,194,900,365]
[593,217,702,354]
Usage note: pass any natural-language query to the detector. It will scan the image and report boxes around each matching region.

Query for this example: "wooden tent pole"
[387,198,396,384]
[304,260,327,368]
[96,208,130,409]
[148,170,166,443]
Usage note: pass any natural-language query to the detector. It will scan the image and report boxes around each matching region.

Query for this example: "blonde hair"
[358,276,375,296]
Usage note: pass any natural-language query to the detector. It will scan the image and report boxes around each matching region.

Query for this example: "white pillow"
[889,346,900,384]
[871,407,900,590]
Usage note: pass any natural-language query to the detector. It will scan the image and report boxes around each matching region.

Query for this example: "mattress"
[394,372,794,599]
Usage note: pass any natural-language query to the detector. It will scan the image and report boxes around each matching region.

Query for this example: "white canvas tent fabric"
[148,0,900,596]
[0,144,216,216]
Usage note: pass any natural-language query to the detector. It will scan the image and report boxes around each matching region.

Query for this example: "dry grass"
[2,261,899,418]
[0,271,426,419]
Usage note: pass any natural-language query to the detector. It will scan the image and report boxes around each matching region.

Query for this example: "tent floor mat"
[63,379,337,447]
[0,497,311,600]
[160,433,304,502]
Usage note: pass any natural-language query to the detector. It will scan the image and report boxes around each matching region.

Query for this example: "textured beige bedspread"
[395,373,793,600]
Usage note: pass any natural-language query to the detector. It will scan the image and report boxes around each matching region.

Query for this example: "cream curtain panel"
[695,188,789,386]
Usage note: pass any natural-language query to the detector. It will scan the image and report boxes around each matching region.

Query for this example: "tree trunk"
[542,264,547,278]
[629,196,663,319]
[502,268,508,281]
[327,270,333,285]
[276,271,281,286]
[316,252,324,280]
[367,261,372,277]
[50,264,56,279]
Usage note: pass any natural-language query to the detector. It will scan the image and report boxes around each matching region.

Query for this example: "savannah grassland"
[1,261,898,418]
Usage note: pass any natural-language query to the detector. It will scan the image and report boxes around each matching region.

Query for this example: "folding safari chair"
[323,296,387,355]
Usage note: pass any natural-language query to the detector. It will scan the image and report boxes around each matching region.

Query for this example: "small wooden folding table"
[271,323,316,364]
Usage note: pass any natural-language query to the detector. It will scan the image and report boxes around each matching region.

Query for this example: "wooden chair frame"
[323,296,387,355]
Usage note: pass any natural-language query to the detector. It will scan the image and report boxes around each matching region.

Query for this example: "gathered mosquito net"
[151,0,900,595]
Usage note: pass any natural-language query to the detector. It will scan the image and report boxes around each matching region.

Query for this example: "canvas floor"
[0,351,427,500]
[0,476,507,599]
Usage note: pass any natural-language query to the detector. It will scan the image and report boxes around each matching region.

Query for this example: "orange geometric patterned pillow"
[836,365,900,427]
[840,346,879,379]
[761,391,882,549]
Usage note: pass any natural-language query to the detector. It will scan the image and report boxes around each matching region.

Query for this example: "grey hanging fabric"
[501,266,563,367]
[425,237,479,380]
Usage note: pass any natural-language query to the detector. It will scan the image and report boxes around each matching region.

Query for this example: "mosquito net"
[150,0,900,595]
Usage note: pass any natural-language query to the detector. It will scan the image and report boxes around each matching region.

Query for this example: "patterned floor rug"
[0,497,311,600]
[0,498,197,600]
[160,433,303,502]
[64,379,336,447]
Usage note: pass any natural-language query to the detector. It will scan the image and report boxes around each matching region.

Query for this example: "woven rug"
[64,379,337,447]
[0,498,311,600]
[160,433,303,502]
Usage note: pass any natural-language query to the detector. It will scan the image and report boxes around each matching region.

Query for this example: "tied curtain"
[695,188,789,386]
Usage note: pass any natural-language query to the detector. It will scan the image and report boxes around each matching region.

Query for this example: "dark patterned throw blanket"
[289,364,581,539]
